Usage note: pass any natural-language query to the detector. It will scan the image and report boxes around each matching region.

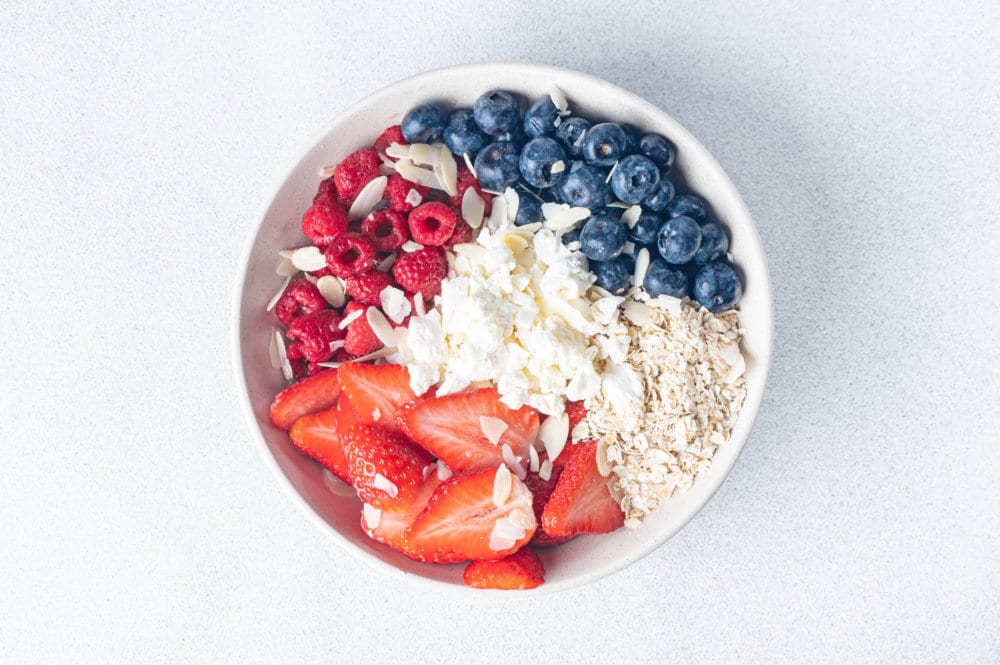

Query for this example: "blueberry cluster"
[400,90,742,312]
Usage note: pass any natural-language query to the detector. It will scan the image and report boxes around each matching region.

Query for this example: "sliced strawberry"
[342,424,432,509]
[541,441,624,538]
[361,467,443,555]
[269,369,342,430]
[565,400,588,433]
[393,397,426,439]
[462,548,545,590]
[524,465,571,547]
[335,393,362,443]
[404,465,536,563]
[337,362,422,430]
[288,405,350,483]
[403,388,540,474]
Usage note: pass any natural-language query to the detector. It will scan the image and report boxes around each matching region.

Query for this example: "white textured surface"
[1,2,998,663]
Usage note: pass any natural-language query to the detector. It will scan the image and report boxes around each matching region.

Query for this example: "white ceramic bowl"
[233,63,773,594]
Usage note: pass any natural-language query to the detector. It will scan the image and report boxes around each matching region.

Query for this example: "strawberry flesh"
[462,548,545,590]
[288,404,351,483]
[269,369,342,430]
[338,363,422,431]
[343,424,431,509]
[541,441,625,538]
[362,468,443,555]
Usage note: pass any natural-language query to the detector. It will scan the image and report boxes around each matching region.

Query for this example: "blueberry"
[693,262,742,312]
[541,186,564,204]
[555,117,592,158]
[473,90,521,137]
[514,191,543,226]
[582,123,628,166]
[519,137,568,189]
[600,206,624,220]
[401,103,446,143]
[619,123,639,153]
[474,142,521,191]
[667,193,707,221]
[642,177,676,213]
[561,227,582,246]
[657,215,702,264]
[643,259,688,298]
[610,154,660,204]
[693,222,728,265]
[523,97,560,138]
[496,125,529,150]
[557,161,610,208]
[442,109,488,157]
[579,214,627,262]
[628,211,663,246]
[591,257,631,294]
[639,133,675,169]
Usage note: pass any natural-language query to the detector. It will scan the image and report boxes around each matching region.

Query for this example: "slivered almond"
[338,309,363,329]
[316,275,346,307]
[290,246,327,272]
[348,176,387,222]
[438,144,458,196]
[362,504,382,529]
[479,416,509,445]
[462,187,486,229]
[492,464,512,507]
[538,412,569,463]
[501,443,526,480]
[633,247,650,289]
[365,307,397,347]
[266,276,292,311]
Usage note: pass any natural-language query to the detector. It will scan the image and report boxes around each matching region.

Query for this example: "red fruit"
[324,233,376,278]
[541,441,625,538]
[337,362,422,430]
[463,548,545,590]
[564,401,588,433]
[373,125,407,162]
[362,471,444,555]
[314,177,337,202]
[301,201,349,247]
[524,465,571,547]
[285,309,343,363]
[269,369,342,430]
[274,278,326,325]
[384,174,428,214]
[360,209,409,252]
[404,466,537,563]
[407,202,457,247]
[289,404,351,483]
[305,361,333,377]
[391,246,448,299]
[333,148,380,202]
[343,424,431,508]
[444,219,475,249]
[335,393,363,442]
[403,388,540,474]
[451,168,492,215]
[393,398,426,439]
[343,310,382,356]
[345,270,393,306]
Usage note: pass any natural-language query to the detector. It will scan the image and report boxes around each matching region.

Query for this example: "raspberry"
[373,125,407,162]
[407,202,457,246]
[384,174,429,213]
[445,219,475,249]
[360,210,409,252]
[301,201,349,247]
[313,177,338,204]
[450,168,492,215]
[285,340,305,361]
[274,278,326,325]
[334,149,380,202]
[392,247,448,299]
[285,309,343,363]
[345,270,393,306]
[306,361,334,376]
[343,302,382,356]
[324,233,376,278]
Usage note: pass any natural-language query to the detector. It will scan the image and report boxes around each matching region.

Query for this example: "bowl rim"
[231,61,774,595]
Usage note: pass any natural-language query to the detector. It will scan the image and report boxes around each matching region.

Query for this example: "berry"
[286,309,343,363]
[343,303,382,357]
[561,227,581,247]
[336,393,363,441]
[333,149,380,202]
[268,368,342,430]
[525,468,570,547]
[473,142,521,191]
[591,257,631,294]
[643,258,688,298]
[582,123,627,167]
[401,103,446,143]
[324,233,376,277]
[442,108,489,157]
[392,246,448,299]
[541,440,625,538]
[642,177,676,213]
[345,270,393,306]
[564,401,588,433]
[519,137,567,189]
[343,424,431,509]
[693,262,742,312]
[473,90,521,137]
[402,387,540,474]
[693,222,729,265]
[619,123,639,153]
[313,177,337,204]
[610,154,660,204]
[337,362,424,430]
[666,193,707,222]
[639,133,675,169]
[301,201,349,247]
[407,202,457,246]
[657,215,702,264]
[628,211,663,246]
[579,214,627,262]
[274,278,326,325]
[289,404,351,483]
[463,548,545,590]
[450,168,492,215]
[305,361,333,377]
[445,218,475,248]
[403,466,536,563]
[557,161,610,208]
[555,116,591,158]
[384,174,428,214]
[373,125,406,161]
[362,472,444,555]
[523,96,561,138]
[393,397,427,439]
[495,125,529,150]
[360,209,409,252]
[513,192,542,226]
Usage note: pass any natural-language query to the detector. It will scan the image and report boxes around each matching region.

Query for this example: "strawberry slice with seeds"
[269,369,342,430]
[541,441,625,538]
[288,404,351,483]
[462,548,545,590]
[343,424,432,509]
[404,465,536,563]
[524,464,572,547]
[361,467,444,555]
[335,393,362,444]
[337,363,422,430]
[402,388,540,474]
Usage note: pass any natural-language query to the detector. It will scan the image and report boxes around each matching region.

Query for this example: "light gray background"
[2,2,998,663]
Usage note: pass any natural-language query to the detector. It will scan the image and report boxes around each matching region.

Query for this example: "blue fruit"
[582,123,628,166]
[628,211,663,246]
[557,161,610,208]
[514,191,543,226]
[610,154,660,204]
[667,193,707,221]
[442,109,489,157]
[657,215,702,264]
[642,177,675,213]
[643,259,688,298]
[600,206,624,220]
[693,222,729,265]
[639,133,675,169]
[473,142,521,191]
[561,227,582,246]
[579,214,627,262]
[693,262,742,312]
[619,123,639,153]
[555,117,592,158]
[591,257,631,294]
[519,137,568,189]
[401,104,446,143]
[496,125,529,150]
[473,90,521,137]
[523,97,561,138]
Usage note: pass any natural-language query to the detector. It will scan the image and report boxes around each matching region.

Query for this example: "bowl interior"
[234,63,773,594]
